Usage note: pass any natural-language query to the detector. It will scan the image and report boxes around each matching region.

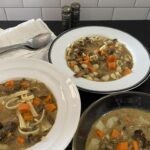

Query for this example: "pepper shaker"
[71,2,80,27]
[61,5,71,31]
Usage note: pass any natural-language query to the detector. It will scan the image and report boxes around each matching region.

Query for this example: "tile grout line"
[3,8,8,20]
[97,0,99,7]
[21,0,24,7]
[133,0,137,7]
[60,0,62,7]
[145,8,150,19]
[111,7,115,20]
[40,8,43,19]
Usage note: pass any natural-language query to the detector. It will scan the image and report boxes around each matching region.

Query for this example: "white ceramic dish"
[0,58,81,150]
[49,26,150,94]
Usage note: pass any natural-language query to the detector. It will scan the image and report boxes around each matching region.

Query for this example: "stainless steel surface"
[0,33,51,54]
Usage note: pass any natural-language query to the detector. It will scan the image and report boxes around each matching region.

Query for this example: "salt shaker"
[62,5,71,31]
[71,2,80,27]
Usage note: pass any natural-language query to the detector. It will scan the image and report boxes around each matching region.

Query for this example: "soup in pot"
[86,108,150,150]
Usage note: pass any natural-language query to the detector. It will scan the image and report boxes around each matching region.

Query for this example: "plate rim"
[48,26,150,94]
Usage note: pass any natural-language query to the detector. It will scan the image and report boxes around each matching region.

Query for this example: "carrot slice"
[108,62,117,70]
[123,67,131,75]
[17,136,25,144]
[111,129,121,138]
[116,141,128,150]
[107,55,116,62]
[88,66,96,72]
[32,97,41,106]
[45,103,57,112]
[95,129,104,139]
[18,103,30,112]
[83,55,90,64]
[5,80,14,88]
[100,50,108,56]
[44,95,52,103]
[23,112,33,121]
[132,140,139,150]
[84,55,90,61]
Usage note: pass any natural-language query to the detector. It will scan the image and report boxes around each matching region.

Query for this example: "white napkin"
[0,19,56,61]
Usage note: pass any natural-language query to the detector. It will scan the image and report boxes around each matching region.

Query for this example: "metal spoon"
[0,33,51,54]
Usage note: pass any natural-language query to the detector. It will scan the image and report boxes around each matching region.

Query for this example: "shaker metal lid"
[71,2,80,10]
[62,5,71,13]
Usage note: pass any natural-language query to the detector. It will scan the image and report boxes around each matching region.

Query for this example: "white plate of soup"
[49,26,150,93]
[0,58,81,150]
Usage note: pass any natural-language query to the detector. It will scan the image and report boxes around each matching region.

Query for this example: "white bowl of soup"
[0,58,81,150]
[73,92,150,150]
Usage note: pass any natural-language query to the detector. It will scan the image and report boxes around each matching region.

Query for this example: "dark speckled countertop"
[0,20,150,150]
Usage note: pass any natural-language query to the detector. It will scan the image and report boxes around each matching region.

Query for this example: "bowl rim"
[72,91,150,149]
[0,58,81,150]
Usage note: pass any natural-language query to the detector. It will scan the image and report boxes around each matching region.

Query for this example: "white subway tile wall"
[61,0,98,7]
[0,0,23,7]
[98,0,135,7]
[42,8,61,20]
[0,0,149,20]
[112,8,149,20]
[23,0,60,7]
[5,8,41,20]
[135,0,150,7]
[80,8,113,20]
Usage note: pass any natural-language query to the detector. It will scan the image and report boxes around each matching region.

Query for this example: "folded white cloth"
[0,19,56,61]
